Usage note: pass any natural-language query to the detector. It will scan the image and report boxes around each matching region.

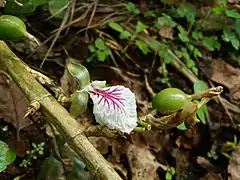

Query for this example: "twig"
[40,2,71,68]
[208,80,236,128]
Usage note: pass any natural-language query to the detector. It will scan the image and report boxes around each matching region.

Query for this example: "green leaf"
[193,80,209,124]
[193,80,208,92]
[177,122,187,130]
[177,4,195,22]
[231,39,240,50]
[135,40,149,55]
[196,104,207,124]
[192,67,199,76]
[96,51,107,61]
[177,25,185,33]
[155,13,177,28]
[235,19,240,37]
[156,77,169,84]
[202,36,220,51]
[193,48,202,58]
[125,2,140,15]
[0,140,16,172]
[165,171,173,180]
[88,45,95,53]
[144,11,156,18]
[48,0,69,19]
[32,0,50,5]
[159,46,175,64]
[178,33,190,42]
[191,31,203,40]
[4,0,37,15]
[94,39,107,50]
[225,10,240,18]
[186,58,196,68]
[136,21,148,33]
[223,28,239,50]
[211,6,225,14]
[149,40,161,50]
[119,31,132,39]
[108,22,123,33]
[223,28,235,42]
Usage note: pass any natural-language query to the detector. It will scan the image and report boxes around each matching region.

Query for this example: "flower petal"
[87,85,137,133]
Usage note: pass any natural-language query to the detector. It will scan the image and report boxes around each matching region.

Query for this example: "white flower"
[85,82,138,133]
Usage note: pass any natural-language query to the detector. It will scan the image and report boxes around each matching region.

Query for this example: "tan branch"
[0,40,122,180]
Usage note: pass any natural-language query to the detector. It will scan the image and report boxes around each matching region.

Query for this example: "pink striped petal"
[87,84,137,133]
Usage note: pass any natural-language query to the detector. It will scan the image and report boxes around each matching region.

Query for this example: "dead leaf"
[210,60,240,105]
[159,27,174,40]
[60,59,79,96]
[199,172,222,180]
[0,74,32,131]
[228,146,240,180]
[111,139,130,163]
[127,144,160,180]
[88,137,110,155]
[196,156,214,169]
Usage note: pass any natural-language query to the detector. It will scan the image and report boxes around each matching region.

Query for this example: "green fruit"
[152,88,189,114]
[0,15,27,41]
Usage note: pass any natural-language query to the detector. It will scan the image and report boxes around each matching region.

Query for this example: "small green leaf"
[193,80,209,124]
[223,28,235,42]
[119,31,132,39]
[96,51,107,61]
[177,4,195,22]
[177,122,187,130]
[156,77,169,84]
[211,6,225,14]
[135,40,149,55]
[0,141,16,172]
[48,0,69,19]
[231,39,240,50]
[88,45,95,52]
[155,13,177,28]
[94,39,107,50]
[202,36,220,51]
[178,32,190,42]
[196,104,207,124]
[125,2,140,15]
[186,59,196,68]
[225,10,240,18]
[193,48,202,58]
[149,40,160,50]
[136,21,148,33]
[193,80,208,92]
[235,19,240,37]
[144,11,156,18]
[192,67,199,76]
[177,25,189,42]
[177,25,185,33]
[108,22,123,33]
[191,31,203,40]
[159,46,174,64]
[165,171,173,180]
